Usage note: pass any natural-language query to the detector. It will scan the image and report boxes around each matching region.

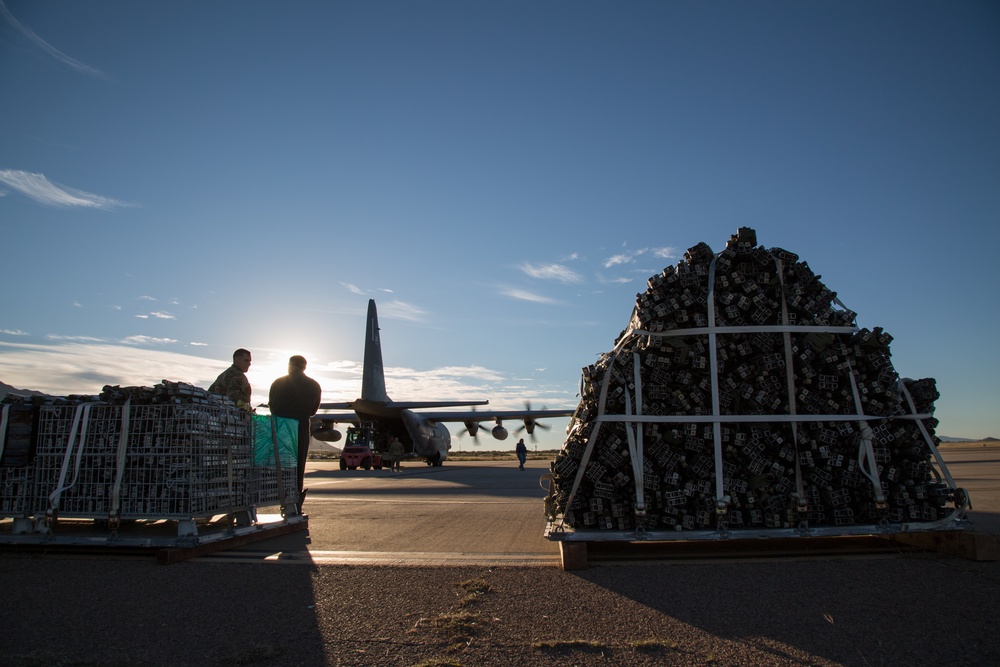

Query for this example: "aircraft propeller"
[457,408,488,446]
[514,401,553,443]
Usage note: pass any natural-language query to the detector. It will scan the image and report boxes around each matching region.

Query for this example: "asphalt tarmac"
[216,458,562,566]
[211,446,1000,566]
[1,448,998,667]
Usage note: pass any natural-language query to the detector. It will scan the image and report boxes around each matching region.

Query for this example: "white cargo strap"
[844,360,887,505]
[0,404,8,463]
[856,422,886,504]
[558,353,616,529]
[110,398,132,519]
[899,379,959,491]
[596,413,920,425]
[775,258,808,509]
[706,256,726,513]
[49,402,98,513]
[627,324,858,336]
[623,351,645,514]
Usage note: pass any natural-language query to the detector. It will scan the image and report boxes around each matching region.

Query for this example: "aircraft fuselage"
[350,399,450,465]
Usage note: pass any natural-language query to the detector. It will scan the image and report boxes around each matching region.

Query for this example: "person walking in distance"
[515,438,528,471]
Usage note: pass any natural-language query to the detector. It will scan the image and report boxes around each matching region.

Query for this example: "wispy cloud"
[652,246,680,260]
[596,274,633,285]
[0,170,129,209]
[122,335,177,346]
[499,288,557,304]
[46,334,107,343]
[0,1,108,79]
[0,329,29,336]
[189,342,208,347]
[603,246,679,268]
[519,262,582,284]
[380,301,427,322]
[0,341,227,398]
[604,253,634,268]
[342,283,365,295]
[148,311,175,320]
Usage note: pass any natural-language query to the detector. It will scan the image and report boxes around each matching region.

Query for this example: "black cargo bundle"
[101,380,235,407]
[548,227,965,535]
[0,401,39,467]
[1,393,93,468]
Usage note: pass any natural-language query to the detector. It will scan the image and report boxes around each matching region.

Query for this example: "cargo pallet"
[0,401,306,563]
[545,518,999,569]
[0,513,307,564]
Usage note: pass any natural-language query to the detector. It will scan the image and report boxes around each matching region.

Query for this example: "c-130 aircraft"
[311,299,573,465]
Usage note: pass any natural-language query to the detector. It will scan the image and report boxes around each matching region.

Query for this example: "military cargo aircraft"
[311,299,573,465]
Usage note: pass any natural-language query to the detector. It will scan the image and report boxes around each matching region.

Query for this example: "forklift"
[339,422,385,470]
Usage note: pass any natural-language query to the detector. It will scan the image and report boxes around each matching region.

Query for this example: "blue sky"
[1,1,998,449]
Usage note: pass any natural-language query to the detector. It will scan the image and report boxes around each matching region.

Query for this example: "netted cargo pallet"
[116,403,254,519]
[0,467,34,518]
[0,404,38,519]
[251,465,299,508]
[33,402,257,522]
[546,227,970,544]
[33,403,119,519]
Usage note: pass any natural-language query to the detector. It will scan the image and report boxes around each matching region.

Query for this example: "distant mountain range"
[0,380,46,399]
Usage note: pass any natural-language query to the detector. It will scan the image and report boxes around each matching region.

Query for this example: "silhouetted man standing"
[269,355,322,508]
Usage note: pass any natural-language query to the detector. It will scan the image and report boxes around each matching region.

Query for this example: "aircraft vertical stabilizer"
[361,299,390,403]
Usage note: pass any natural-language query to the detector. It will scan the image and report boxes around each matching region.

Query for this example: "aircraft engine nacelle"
[492,425,508,441]
[311,421,342,442]
[464,421,480,437]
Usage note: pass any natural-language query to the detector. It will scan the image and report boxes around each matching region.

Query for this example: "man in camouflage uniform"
[209,348,252,409]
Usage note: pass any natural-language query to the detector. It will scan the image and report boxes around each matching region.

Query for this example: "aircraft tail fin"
[361,299,390,403]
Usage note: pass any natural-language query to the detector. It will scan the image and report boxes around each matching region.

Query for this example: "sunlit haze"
[1,2,998,449]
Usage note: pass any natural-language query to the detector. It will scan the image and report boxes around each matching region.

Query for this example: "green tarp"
[252,415,298,467]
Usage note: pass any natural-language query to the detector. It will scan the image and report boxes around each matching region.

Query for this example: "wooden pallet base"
[558,530,1000,570]
[0,515,308,564]
[884,530,1000,562]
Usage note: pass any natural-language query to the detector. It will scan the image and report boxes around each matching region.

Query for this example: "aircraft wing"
[385,400,489,410]
[318,402,354,410]
[311,412,360,424]
[417,408,574,423]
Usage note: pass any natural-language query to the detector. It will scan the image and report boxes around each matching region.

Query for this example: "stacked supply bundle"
[30,381,254,521]
[548,228,964,534]
[0,393,98,518]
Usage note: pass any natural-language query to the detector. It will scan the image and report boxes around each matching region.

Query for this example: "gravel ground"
[2,554,998,667]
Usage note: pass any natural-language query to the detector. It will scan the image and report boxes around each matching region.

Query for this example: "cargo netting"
[0,381,299,524]
[547,227,969,538]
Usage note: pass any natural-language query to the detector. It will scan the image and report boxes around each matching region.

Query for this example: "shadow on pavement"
[0,555,327,667]
[569,556,999,666]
